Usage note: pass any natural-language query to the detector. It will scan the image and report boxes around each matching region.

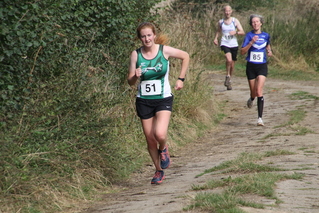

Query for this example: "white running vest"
[220,18,238,48]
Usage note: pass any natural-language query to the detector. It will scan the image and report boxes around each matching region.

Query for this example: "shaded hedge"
[0,0,161,118]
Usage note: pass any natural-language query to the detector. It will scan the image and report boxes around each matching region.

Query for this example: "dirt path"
[83,72,319,213]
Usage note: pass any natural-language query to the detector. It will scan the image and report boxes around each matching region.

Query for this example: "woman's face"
[224,6,232,19]
[139,27,156,47]
[251,17,262,31]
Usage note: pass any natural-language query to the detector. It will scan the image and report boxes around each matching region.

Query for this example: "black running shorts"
[246,62,268,80]
[136,95,173,119]
[221,46,238,61]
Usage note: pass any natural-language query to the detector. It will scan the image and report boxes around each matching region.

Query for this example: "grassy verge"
[261,91,318,140]
[0,3,220,213]
[186,151,304,212]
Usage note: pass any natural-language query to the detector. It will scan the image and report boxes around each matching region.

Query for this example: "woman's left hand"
[268,51,273,57]
[229,30,237,36]
[175,80,184,90]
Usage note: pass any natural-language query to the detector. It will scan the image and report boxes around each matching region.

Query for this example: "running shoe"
[247,98,253,108]
[257,117,264,126]
[224,76,230,86]
[227,81,232,90]
[159,145,171,169]
[151,170,165,184]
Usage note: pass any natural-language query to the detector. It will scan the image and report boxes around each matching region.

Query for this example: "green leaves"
[0,0,162,211]
[0,0,161,115]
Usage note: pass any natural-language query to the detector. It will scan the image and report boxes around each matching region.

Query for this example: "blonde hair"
[136,22,169,45]
[223,5,232,11]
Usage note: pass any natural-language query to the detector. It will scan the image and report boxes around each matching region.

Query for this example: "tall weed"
[158,3,220,138]
[259,0,319,71]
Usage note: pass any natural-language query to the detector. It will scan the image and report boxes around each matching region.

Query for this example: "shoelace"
[160,151,166,161]
[154,171,162,178]
[159,147,168,160]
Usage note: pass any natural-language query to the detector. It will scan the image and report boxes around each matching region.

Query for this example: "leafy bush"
[0,0,160,117]
[0,0,162,211]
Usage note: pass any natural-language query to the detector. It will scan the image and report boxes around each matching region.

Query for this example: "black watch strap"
[178,77,185,82]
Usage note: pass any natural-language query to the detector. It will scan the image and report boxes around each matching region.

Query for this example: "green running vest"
[136,44,171,99]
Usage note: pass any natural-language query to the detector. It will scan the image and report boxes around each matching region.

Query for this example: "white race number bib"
[250,51,264,63]
[140,80,162,96]
[223,33,234,40]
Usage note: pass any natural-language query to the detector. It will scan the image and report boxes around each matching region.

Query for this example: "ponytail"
[155,34,169,45]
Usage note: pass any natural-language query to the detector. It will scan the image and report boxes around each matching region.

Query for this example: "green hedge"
[0,0,161,118]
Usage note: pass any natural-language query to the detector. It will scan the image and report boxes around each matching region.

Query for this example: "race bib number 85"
[140,80,162,96]
[250,51,264,63]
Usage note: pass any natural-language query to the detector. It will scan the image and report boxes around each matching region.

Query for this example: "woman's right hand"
[135,66,142,78]
[251,35,259,44]
[213,38,218,46]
